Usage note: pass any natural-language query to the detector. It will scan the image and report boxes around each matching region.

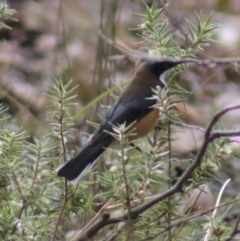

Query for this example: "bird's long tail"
[57,134,114,181]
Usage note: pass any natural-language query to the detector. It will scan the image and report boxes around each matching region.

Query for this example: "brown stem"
[51,81,69,240]
[74,105,240,240]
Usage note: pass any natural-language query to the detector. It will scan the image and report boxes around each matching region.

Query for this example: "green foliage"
[0,1,17,30]
[0,1,239,241]
[132,1,221,59]
[0,79,96,240]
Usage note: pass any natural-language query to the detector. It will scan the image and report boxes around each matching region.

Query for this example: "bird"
[58,59,187,181]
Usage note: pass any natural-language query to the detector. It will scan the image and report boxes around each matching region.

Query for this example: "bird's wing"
[91,89,157,140]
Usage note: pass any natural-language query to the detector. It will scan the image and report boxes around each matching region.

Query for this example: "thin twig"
[225,214,240,241]
[137,126,160,195]
[204,179,231,241]
[164,114,206,132]
[51,179,68,241]
[163,8,190,44]
[174,185,206,239]
[74,105,240,240]
[120,130,131,218]
[72,199,114,241]
[51,81,69,240]
[11,172,26,236]
[105,194,166,211]
[99,30,240,65]
[138,199,240,241]
[167,122,172,240]
[30,141,41,190]
[11,199,26,236]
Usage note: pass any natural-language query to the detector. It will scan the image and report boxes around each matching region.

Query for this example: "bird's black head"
[143,60,181,78]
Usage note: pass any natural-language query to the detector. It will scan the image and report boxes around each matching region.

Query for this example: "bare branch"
[75,105,240,240]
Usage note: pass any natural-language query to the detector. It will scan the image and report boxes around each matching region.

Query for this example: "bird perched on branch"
[58,59,188,181]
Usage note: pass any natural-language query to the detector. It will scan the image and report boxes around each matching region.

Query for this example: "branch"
[225,214,240,241]
[72,199,114,241]
[98,30,240,66]
[138,199,240,241]
[75,105,240,240]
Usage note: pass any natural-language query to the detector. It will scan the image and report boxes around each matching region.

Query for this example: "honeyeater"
[58,59,188,181]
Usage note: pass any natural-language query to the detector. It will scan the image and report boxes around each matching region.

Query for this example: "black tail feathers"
[57,135,113,181]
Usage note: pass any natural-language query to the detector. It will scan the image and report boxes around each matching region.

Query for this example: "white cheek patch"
[159,70,169,86]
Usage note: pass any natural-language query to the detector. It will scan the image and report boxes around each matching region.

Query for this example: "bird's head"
[143,59,183,78]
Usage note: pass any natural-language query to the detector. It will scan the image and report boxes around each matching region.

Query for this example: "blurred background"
[1,0,240,134]
[1,0,240,222]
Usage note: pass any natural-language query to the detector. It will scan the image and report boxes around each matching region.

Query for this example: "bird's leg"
[129,143,143,154]
[153,125,161,147]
